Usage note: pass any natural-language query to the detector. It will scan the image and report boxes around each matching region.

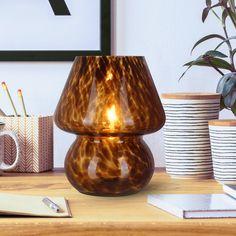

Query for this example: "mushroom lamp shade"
[54,56,165,196]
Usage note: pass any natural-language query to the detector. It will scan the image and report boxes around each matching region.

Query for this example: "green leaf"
[206,0,212,7]
[179,68,190,81]
[222,78,236,96]
[203,3,225,23]
[222,9,229,26]
[229,0,236,13]
[191,34,226,53]
[179,56,203,81]
[230,91,236,107]
[233,48,236,57]
[183,56,210,67]
[209,58,233,71]
[202,8,210,22]
[224,94,232,107]
[205,50,228,58]
[184,57,233,71]
[232,102,236,116]
[217,73,234,93]
[228,8,236,27]
[220,97,226,110]
[211,9,222,21]
[179,67,191,81]
[215,36,236,50]
[211,2,224,8]
[224,91,236,107]
[219,0,229,5]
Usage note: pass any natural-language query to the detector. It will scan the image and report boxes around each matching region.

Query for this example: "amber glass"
[54,56,165,196]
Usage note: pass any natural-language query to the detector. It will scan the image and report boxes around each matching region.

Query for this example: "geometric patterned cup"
[0,116,53,173]
[209,120,236,183]
[161,93,221,179]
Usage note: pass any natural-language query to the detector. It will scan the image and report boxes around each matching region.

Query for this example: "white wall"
[0,0,233,168]
[115,0,234,167]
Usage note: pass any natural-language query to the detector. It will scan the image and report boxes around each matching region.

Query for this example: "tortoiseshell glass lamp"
[54,56,165,196]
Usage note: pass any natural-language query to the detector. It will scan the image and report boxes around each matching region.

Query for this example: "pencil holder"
[0,116,53,173]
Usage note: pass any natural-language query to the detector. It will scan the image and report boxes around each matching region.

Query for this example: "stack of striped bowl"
[209,120,236,183]
[161,93,221,179]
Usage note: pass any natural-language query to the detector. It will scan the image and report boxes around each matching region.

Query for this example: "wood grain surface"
[209,119,236,126]
[0,169,235,236]
[161,93,221,100]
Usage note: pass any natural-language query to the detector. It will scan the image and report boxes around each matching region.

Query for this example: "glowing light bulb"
[107,105,118,130]
[107,105,117,123]
[106,72,113,81]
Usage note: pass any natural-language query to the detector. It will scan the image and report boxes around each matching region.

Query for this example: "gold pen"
[42,197,62,213]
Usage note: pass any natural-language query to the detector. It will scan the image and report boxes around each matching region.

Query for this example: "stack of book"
[148,185,236,219]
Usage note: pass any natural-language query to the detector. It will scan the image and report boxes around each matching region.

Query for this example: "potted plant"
[180,0,236,183]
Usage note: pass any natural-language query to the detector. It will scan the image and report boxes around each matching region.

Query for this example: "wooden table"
[0,169,236,236]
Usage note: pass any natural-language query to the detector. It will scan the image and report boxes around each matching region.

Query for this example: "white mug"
[0,123,20,174]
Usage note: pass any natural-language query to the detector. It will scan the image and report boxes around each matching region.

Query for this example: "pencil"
[17,89,27,117]
[2,82,18,116]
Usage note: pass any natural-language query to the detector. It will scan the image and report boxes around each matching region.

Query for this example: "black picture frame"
[0,0,111,61]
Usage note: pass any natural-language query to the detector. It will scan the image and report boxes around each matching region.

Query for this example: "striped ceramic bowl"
[209,120,236,183]
[161,93,221,179]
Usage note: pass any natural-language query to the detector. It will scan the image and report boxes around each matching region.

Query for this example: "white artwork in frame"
[0,0,111,61]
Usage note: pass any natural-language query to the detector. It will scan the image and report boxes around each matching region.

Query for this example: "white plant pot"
[209,120,236,183]
[161,93,221,179]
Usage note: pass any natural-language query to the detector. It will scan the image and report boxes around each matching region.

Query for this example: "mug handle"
[0,131,20,171]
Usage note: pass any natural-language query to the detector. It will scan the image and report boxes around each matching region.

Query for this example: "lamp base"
[65,135,154,196]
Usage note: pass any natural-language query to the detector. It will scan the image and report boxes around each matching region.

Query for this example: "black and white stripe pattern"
[162,98,220,179]
[209,125,236,182]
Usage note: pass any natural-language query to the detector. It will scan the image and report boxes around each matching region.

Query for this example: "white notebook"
[148,194,236,219]
[0,193,72,217]
[223,184,236,199]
